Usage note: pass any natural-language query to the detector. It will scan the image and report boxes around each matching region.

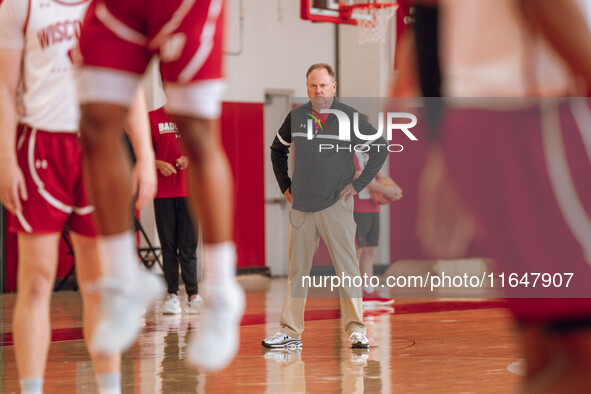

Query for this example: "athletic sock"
[202,242,237,284]
[98,232,139,282]
[364,286,375,294]
[96,372,121,394]
[20,378,43,394]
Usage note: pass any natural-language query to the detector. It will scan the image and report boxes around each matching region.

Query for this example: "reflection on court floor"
[0,277,520,393]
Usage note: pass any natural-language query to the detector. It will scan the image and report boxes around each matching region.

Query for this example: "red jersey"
[150,107,188,198]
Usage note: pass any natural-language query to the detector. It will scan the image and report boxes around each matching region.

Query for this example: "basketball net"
[349,3,397,44]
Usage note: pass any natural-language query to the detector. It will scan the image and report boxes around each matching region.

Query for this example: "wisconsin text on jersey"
[37,20,83,49]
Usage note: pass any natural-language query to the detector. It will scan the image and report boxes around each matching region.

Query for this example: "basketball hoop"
[339,1,398,44]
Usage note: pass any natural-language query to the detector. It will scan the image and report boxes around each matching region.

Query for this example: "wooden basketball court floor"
[0,277,522,393]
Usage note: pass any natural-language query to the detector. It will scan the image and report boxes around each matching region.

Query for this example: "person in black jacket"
[263,63,388,350]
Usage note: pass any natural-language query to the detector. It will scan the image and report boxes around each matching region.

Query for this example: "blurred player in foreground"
[407,0,591,391]
[74,0,244,371]
[0,0,156,392]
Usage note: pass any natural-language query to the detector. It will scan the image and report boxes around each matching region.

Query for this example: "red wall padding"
[220,102,265,268]
[5,232,17,292]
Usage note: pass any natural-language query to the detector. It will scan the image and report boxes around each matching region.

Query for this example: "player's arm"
[270,112,293,202]
[389,31,420,98]
[519,0,591,87]
[0,47,28,214]
[351,123,388,193]
[124,86,156,210]
[366,169,403,200]
[375,169,388,180]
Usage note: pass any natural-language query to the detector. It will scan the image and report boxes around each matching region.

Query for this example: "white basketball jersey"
[440,0,575,97]
[0,0,90,132]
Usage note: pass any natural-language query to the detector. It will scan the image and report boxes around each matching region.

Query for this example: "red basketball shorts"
[7,125,97,237]
[76,0,225,119]
[440,99,591,324]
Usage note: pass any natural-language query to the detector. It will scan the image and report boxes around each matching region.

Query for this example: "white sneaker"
[90,270,166,355]
[184,295,202,314]
[261,332,302,349]
[163,293,182,315]
[350,332,369,349]
[186,281,245,371]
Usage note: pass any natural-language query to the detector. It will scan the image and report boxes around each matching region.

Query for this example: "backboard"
[301,0,359,25]
[302,0,399,44]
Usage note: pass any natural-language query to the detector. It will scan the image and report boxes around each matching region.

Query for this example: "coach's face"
[307,68,336,110]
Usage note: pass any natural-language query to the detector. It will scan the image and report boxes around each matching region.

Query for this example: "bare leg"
[520,326,552,380]
[78,102,165,356]
[520,325,591,393]
[169,114,244,371]
[70,232,120,375]
[79,103,132,236]
[358,247,376,280]
[171,116,233,243]
[358,246,393,306]
[13,233,59,379]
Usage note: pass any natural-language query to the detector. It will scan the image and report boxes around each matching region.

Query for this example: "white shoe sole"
[91,272,165,355]
[261,339,302,349]
[186,284,246,371]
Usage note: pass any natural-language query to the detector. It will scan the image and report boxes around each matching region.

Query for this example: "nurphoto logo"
[307,109,418,153]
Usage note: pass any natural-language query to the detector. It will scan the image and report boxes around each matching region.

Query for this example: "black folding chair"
[133,215,163,271]
[55,229,77,291]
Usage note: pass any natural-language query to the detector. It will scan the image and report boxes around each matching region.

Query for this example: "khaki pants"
[279,198,366,339]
